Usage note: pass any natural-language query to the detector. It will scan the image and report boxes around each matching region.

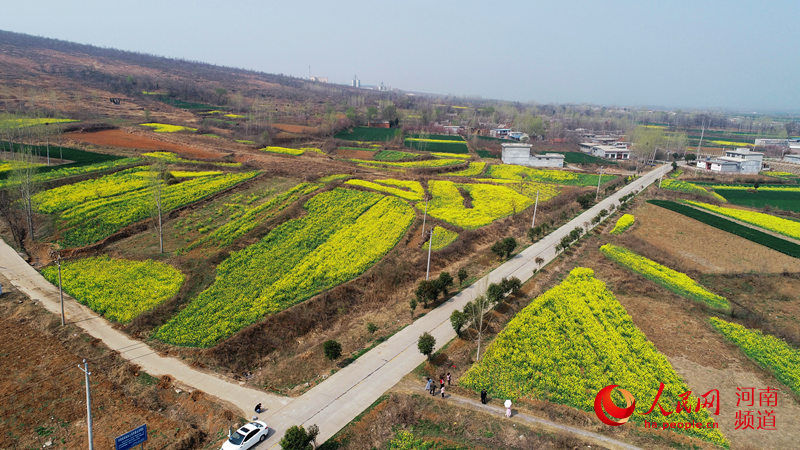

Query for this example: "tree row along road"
[0,163,670,447]
[260,163,671,446]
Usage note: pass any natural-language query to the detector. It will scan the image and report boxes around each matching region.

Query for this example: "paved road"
[0,163,670,447]
[261,163,672,446]
[0,243,290,417]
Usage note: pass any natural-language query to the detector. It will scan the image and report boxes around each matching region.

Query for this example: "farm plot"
[144,151,241,167]
[420,180,536,229]
[648,200,800,258]
[424,226,458,250]
[406,133,464,141]
[0,114,77,128]
[41,256,184,323]
[40,170,258,247]
[629,203,798,273]
[686,201,800,240]
[334,127,400,141]
[140,122,197,133]
[610,214,635,234]
[344,179,424,201]
[404,138,469,154]
[155,188,415,347]
[710,318,800,397]
[448,162,486,177]
[186,181,322,249]
[32,167,154,213]
[600,243,730,311]
[350,158,464,169]
[486,164,615,186]
[374,150,418,161]
[0,160,44,173]
[660,179,726,201]
[708,186,800,212]
[459,267,725,446]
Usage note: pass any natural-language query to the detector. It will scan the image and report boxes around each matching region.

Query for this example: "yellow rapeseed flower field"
[687,201,800,240]
[460,267,726,446]
[42,256,184,323]
[155,188,414,347]
[610,214,635,234]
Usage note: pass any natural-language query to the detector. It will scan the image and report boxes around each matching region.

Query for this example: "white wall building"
[579,143,630,160]
[754,138,788,147]
[501,143,564,168]
[721,148,763,174]
[696,149,763,174]
[784,154,800,164]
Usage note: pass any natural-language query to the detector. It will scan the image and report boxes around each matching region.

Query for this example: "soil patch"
[629,203,798,273]
[0,274,240,449]
[63,129,222,159]
[334,148,375,159]
[272,123,319,134]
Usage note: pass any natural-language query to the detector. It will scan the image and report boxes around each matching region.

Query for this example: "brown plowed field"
[272,123,319,134]
[63,129,222,159]
[0,276,238,449]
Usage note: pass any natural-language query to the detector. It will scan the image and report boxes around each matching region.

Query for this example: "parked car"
[221,421,269,450]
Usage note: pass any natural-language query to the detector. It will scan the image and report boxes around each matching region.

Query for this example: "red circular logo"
[594,385,636,426]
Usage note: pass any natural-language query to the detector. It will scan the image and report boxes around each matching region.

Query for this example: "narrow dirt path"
[391,378,640,450]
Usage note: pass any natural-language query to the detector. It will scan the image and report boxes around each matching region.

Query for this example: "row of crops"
[460,267,726,445]
[0,141,136,185]
[600,244,730,311]
[649,200,800,258]
[660,178,800,212]
[155,188,415,346]
[33,166,258,247]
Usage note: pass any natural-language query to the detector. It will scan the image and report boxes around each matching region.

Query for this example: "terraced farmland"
[155,188,414,347]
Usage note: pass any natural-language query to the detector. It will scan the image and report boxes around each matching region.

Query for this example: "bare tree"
[464,293,493,361]
[9,143,38,241]
[150,160,166,253]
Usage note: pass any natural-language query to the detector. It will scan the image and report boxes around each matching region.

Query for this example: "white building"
[696,158,740,173]
[696,148,763,174]
[579,143,631,160]
[784,154,800,164]
[721,148,763,174]
[490,128,511,138]
[501,143,564,168]
[754,138,788,147]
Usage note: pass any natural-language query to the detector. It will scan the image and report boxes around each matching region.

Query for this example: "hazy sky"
[2,1,798,112]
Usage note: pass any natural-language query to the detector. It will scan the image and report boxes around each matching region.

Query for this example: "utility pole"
[79,360,94,450]
[530,190,539,229]
[696,121,705,161]
[57,253,64,326]
[425,228,434,281]
[420,195,429,240]
[595,167,604,201]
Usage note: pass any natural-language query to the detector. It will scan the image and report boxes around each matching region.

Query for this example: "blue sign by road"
[115,424,147,450]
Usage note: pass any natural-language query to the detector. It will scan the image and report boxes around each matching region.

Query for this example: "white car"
[221,421,269,450]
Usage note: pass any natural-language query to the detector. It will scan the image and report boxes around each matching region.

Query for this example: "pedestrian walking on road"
[440,385,446,398]
[480,389,487,404]
[439,375,444,389]
[429,381,436,395]
[446,372,451,386]
[425,378,432,392]
[504,399,512,418]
